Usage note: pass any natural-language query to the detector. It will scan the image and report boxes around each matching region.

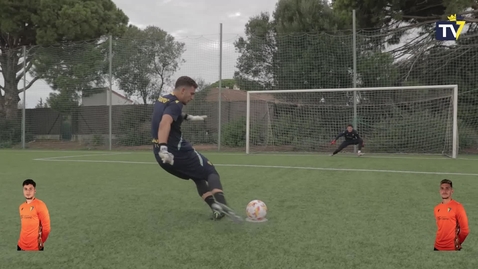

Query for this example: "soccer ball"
[246,200,267,222]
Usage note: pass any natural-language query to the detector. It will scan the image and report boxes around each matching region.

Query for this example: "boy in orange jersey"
[17,179,51,251]
[434,179,469,251]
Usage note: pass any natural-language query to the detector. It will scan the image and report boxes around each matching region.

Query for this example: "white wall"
[82,89,133,106]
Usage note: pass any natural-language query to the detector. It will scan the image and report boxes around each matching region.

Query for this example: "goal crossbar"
[245,85,458,158]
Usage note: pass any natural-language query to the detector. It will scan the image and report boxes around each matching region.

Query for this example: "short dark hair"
[23,179,36,187]
[175,76,198,89]
[347,124,353,128]
[440,179,453,188]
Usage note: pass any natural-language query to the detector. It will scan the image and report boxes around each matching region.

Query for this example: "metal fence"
[1,15,477,155]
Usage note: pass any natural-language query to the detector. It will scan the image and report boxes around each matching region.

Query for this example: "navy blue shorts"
[153,147,218,181]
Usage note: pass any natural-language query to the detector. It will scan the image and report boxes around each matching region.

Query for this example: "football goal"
[245,85,458,158]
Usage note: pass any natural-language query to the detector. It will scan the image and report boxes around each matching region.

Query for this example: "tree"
[234,0,398,103]
[35,98,48,108]
[30,40,109,114]
[332,0,477,49]
[234,12,276,91]
[209,79,236,89]
[194,77,211,92]
[113,25,185,104]
[234,0,360,96]
[332,0,478,130]
[0,0,128,120]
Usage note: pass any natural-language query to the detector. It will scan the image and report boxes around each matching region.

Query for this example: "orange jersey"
[18,198,51,251]
[434,200,469,251]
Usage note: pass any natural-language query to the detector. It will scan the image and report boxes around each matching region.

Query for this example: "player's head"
[173,76,198,105]
[22,179,36,200]
[347,124,353,132]
[439,179,453,200]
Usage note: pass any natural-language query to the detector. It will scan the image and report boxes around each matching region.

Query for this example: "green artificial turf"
[1,149,477,269]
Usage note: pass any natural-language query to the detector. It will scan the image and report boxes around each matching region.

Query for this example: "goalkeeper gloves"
[155,143,174,165]
[184,114,208,121]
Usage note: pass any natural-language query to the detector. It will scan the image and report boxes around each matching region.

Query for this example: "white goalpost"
[245,85,458,158]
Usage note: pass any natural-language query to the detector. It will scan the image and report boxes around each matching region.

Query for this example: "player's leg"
[154,153,191,180]
[331,141,350,156]
[169,150,242,220]
[155,150,233,220]
[155,152,222,216]
[356,138,364,156]
[186,150,242,222]
[190,178,226,220]
[204,170,242,222]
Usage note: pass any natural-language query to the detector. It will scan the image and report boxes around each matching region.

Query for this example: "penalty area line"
[32,158,478,177]
[33,152,132,161]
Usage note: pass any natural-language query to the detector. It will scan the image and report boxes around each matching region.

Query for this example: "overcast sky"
[7,0,279,108]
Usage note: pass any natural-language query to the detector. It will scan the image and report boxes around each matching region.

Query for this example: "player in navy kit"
[330,124,364,156]
[151,76,242,222]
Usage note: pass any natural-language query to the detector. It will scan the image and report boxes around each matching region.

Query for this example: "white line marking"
[34,152,131,161]
[7,149,476,161]
[33,158,478,176]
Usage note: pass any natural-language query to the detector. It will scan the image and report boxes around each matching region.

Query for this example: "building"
[81,88,134,106]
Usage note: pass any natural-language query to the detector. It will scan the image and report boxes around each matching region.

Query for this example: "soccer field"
[1,149,478,269]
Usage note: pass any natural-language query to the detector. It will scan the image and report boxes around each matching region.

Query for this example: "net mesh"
[247,87,456,155]
[0,22,477,155]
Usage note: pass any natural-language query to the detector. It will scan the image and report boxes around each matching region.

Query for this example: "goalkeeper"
[330,124,364,156]
[151,76,242,222]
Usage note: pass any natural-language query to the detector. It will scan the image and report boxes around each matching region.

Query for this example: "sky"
[4,0,465,108]
[5,0,279,108]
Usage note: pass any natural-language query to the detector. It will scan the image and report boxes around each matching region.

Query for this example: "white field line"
[33,158,478,177]
[10,149,477,161]
[33,152,131,161]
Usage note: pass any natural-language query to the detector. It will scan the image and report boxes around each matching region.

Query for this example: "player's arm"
[157,103,182,143]
[335,131,345,140]
[331,131,345,144]
[181,113,207,121]
[156,103,182,164]
[457,205,470,244]
[38,203,51,243]
[353,130,361,139]
[157,115,173,144]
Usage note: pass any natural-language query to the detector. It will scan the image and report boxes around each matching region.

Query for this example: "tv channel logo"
[435,14,465,41]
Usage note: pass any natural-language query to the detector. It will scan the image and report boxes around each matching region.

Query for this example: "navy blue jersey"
[335,129,361,141]
[151,94,193,152]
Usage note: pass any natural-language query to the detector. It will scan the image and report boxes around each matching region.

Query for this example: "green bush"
[117,106,151,146]
[61,119,72,140]
[458,121,478,151]
[221,116,262,147]
[268,105,331,148]
[0,120,34,147]
[0,120,22,144]
[367,109,452,153]
[222,117,247,147]
[180,122,211,144]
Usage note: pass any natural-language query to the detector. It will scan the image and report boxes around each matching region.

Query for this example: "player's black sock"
[204,195,216,209]
[214,192,227,205]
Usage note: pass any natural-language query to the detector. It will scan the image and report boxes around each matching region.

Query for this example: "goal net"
[246,85,458,158]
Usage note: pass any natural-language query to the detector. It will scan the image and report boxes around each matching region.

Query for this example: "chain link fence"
[1,21,477,155]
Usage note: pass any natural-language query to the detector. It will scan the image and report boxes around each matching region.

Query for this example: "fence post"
[108,34,113,150]
[352,9,358,153]
[22,46,27,149]
[218,23,223,151]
